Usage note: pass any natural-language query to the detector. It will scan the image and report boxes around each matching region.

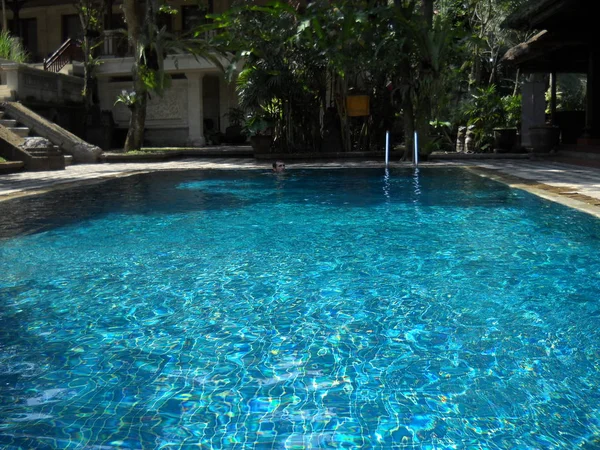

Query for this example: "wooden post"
[550,71,557,125]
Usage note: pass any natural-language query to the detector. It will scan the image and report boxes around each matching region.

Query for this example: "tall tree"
[75,0,105,122]
[121,0,149,151]
[121,0,221,151]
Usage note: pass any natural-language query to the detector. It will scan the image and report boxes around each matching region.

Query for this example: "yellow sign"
[346,95,370,117]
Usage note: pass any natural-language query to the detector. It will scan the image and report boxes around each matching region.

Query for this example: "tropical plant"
[428,119,453,152]
[501,94,521,128]
[212,1,323,152]
[461,84,504,151]
[0,30,28,62]
[75,0,105,128]
[224,107,245,127]
[243,114,274,137]
[204,0,531,156]
[114,89,139,108]
[545,74,587,112]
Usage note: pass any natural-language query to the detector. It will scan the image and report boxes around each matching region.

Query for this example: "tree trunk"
[513,68,520,96]
[122,0,147,151]
[421,0,433,28]
[125,91,147,151]
[335,76,351,153]
[2,0,7,32]
[81,34,91,135]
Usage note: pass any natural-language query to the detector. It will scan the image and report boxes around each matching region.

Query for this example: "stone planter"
[225,125,247,144]
[493,128,518,153]
[250,135,273,154]
[529,125,560,153]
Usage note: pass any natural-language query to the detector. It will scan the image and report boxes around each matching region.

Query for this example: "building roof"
[501,30,588,73]
[501,0,591,73]
[503,0,590,31]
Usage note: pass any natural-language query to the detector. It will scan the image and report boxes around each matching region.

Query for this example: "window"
[8,18,38,61]
[62,14,82,42]
[181,1,213,33]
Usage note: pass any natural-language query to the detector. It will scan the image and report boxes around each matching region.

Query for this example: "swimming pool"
[1,168,599,449]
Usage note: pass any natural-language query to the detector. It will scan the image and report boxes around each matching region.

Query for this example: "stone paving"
[2,157,600,217]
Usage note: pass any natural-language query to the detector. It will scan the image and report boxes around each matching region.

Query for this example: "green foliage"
[427,119,454,152]
[211,1,323,151]
[225,107,246,127]
[209,0,456,152]
[243,116,274,137]
[0,31,29,63]
[75,0,105,111]
[501,94,521,127]
[546,74,586,112]
[158,4,178,15]
[461,85,504,151]
[203,0,529,154]
[139,65,171,93]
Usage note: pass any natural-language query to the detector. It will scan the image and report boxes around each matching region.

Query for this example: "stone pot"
[493,127,518,153]
[225,125,247,144]
[250,135,273,154]
[529,125,560,153]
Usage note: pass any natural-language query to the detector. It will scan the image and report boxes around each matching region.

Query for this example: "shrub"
[0,31,29,63]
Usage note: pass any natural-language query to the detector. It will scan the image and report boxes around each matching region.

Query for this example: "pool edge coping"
[465,165,600,219]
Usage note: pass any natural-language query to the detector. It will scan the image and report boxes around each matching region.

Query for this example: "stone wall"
[103,79,190,131]
[0,62,84,104]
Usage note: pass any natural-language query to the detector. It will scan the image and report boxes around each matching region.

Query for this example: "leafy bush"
[460,85,504,152]
[546,74,586,112]
[0,31,29,63]
[501,94,521,128]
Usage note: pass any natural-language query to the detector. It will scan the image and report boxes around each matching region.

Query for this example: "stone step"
[27,149,51,156]
[27,155,65,171]
[0,119,17,127]
[27,150,62,158]
[10,127,30,137]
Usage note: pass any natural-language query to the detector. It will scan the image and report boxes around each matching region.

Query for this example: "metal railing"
[43,39,84,72]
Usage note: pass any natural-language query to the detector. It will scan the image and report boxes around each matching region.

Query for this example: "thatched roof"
[501,30,588,73]
[503,0,565,30]
[503,0,589,31]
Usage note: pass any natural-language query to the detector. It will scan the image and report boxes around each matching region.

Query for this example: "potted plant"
[493,94,521,153]
[244,115,274,154]
[224,107,247,144]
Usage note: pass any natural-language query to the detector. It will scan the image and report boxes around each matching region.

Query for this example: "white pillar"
[186,72,205,146]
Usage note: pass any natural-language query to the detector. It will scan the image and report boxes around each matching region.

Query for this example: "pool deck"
[2,157,600,217]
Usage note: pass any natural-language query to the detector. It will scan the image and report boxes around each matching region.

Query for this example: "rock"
[19,137,53,149]
[71,143,103,163]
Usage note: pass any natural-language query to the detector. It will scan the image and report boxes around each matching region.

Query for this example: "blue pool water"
[1,168,600,449]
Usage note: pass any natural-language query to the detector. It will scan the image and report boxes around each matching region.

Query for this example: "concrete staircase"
[0,107,66,171]
[2,102,102,164]
[0,115,31,138]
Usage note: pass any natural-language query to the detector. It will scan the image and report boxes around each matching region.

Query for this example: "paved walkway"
[2,157,600,217]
